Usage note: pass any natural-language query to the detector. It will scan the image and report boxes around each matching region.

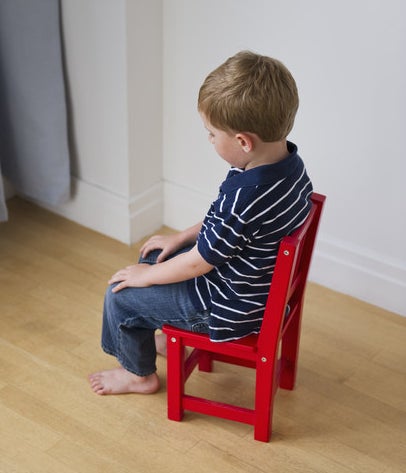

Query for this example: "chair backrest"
[257,193,325,356]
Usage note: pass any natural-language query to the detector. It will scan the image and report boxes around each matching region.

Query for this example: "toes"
[88,373,106,394]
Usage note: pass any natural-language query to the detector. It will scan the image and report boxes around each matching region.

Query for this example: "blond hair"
[198,51,298,142]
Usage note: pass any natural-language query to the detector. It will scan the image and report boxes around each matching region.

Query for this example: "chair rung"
[183,395,255,425]
[211,353,256,369]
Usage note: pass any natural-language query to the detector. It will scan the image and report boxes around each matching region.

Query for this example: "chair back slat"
[257,193,325,355]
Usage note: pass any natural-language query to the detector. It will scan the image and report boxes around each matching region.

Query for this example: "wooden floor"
[0,197,405,473]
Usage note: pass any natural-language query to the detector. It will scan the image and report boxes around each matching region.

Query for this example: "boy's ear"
[236,133,253,153]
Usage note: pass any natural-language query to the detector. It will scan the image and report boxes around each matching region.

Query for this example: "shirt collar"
[221,141,300,192]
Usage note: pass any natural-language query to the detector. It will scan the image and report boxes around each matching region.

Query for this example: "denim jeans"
[101,249,209,376]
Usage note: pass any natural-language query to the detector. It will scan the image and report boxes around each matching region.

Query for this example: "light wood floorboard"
[1,197,405,473]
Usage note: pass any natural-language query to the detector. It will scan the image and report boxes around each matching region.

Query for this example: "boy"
[89,51,313,395]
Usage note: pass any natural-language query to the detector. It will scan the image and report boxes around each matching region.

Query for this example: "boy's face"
[201,114,249,169]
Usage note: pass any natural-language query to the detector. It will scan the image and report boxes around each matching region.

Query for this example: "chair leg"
[253,360,276,442]
[198,350,213,372]
[166,335,185,421]
[279,309,302,390]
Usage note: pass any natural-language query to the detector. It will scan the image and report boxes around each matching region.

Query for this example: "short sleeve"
[197,189,257,266]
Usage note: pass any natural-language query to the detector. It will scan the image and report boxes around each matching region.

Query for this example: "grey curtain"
[0,0,70,221]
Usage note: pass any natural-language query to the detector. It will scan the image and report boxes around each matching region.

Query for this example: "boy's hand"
[109,245,213,293]
[140,233,183,263]
[140,223,203,263]
[109,264,151,293]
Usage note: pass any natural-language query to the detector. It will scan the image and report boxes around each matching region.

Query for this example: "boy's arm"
[110,244,213,293]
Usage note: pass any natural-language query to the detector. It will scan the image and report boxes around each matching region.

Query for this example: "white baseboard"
[310,236,406,317]
[129,182,163,243]
[40,177,163,245]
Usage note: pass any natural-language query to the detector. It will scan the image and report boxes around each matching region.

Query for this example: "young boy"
[89,51,313,396]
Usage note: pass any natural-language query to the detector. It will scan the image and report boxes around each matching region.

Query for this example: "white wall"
[162,0,406,316]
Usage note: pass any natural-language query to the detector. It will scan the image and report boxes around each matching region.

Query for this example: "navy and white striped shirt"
[188,142,313,342]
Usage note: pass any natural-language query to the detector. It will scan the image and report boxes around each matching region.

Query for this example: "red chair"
[163,192,326,442]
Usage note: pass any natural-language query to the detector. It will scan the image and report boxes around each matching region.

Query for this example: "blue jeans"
[101,249,209,376]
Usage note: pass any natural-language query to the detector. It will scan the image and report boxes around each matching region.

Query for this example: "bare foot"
[88,367,160,395]
[155,332,167,357]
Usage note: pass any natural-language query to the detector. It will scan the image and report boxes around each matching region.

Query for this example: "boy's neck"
[245,139,290,170]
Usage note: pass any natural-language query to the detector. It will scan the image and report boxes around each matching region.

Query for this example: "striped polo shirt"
[188,141,313,342]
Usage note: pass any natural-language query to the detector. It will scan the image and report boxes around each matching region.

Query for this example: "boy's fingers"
[111,282,123,293]
[155,252,166,263]
[140,242,160,258]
